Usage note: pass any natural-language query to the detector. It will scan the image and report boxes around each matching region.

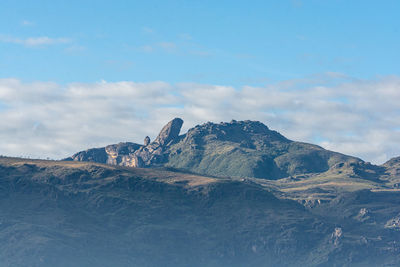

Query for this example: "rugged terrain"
[1,157,400,266]
[66,118,362,179]
[2,118,400,266]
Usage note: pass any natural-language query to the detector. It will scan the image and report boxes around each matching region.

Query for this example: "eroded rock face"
[331,227,343,247]
[385,215,400,229]
[105,142,142,165]
[65,118,184,168]
[64,147,109,163]
[129,118,184,167]
[153,118,183,146]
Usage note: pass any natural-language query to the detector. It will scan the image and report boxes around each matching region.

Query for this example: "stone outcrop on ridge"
[65,118,184,168]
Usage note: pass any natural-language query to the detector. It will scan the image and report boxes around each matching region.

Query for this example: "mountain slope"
[67,118,362,180]
[0,157,329,267]
[1,157,400,266]
[165,120,361,179]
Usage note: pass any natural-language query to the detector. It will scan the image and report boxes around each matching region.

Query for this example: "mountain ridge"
[66,118,365,180]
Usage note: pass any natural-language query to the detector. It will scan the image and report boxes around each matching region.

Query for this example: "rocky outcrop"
[65,118,184,168]
[385,214,400,229]
[105,142,142,165]
[64,147,109,163]
[153,118,183,146]
[129,118,183,167]
[144,136,150,146]
[330,227,343,247]
[354,208,371,222]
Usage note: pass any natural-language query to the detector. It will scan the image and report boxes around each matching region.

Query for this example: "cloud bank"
[0,36,71,46]
[0,75,399,164]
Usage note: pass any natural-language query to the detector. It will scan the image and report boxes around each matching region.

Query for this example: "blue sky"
[1,0,399,86]
[0,1,399,163]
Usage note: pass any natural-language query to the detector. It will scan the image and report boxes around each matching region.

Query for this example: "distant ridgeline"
[65,118,365,180]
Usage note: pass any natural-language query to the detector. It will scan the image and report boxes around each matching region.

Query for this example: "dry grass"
[0,157,219,188]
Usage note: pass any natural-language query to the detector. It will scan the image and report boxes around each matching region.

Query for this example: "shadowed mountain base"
[1,157,400,266]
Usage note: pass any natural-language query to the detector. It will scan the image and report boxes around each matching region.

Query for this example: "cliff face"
[65,118,184,168]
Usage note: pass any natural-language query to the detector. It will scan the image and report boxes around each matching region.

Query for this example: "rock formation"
[66,118,365,179]
[65,118,184,168]
[153,118,183,146]
[331,227,343,247]
[144,136,150,146]
[129,118,183,167]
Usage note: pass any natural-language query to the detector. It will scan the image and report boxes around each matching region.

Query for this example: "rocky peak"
[191,119,271,133]
[153,118,183,146]
[183,119,289,145]
[128,118,184,168]
[66,119,184,168]
[144,136,150,146]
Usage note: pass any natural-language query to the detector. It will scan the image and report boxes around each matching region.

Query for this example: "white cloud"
[0,75,399,164]
[65,45,86,53]
[139,45,154,53]
[158,42,176,51]
[21,20,34,26]
[142,27,155,34]
[139,42,177,53]
[178,33,193,40]
[0,35,71,46]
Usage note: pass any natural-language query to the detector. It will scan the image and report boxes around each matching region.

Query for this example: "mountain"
[1,157,400,267]
[66,118,362,180]
[10,118,399,266]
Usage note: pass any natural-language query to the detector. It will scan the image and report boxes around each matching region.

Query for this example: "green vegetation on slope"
[165,120,361,179]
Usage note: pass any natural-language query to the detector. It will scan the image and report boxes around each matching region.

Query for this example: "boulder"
[129,118,184,167]
[153,118,183,146]
[144,136,151,146]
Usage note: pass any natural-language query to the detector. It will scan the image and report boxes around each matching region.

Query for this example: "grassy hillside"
[165,120,361,179]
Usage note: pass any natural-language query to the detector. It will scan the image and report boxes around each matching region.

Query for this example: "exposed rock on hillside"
[386,214,400,229]
[331,227,343,247]
[65,142,141,165]
[153,117,183,146]
[67,147,109,163]
[105,142,142,165]
[131,118,184,167]
[144,136,150,146]
[65,118,184,168]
